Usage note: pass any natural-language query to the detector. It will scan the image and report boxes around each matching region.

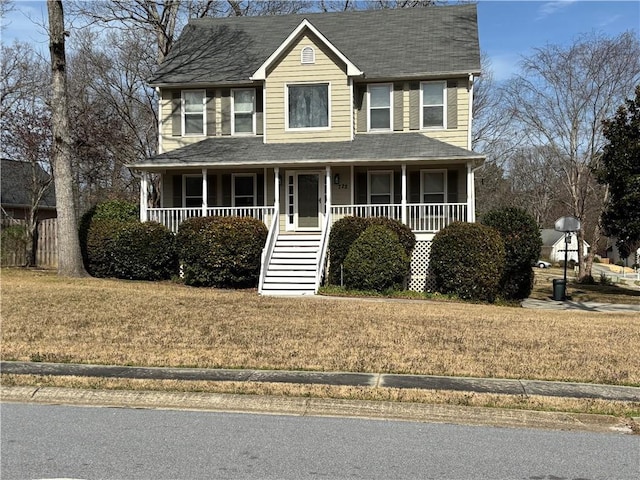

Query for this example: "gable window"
[368,84,392,131]
[420,82,446,129]
[182,90,205,135]
[233,174,256,207]
[287,83,329,129]
[301,46,315,64]
[421,170,446,203]
[368,171,393,204]
[232,89,255,135]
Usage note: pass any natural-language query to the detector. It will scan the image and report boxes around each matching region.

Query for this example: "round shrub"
[430,222,505,302]
[481,207,542,300]
[328,216,415,285]
[343,225,410,292]
[177,216,268,288]
[111,221,178,280]
[85,218,129,277]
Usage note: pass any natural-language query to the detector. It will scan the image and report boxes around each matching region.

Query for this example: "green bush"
[430,222,505,302]
[176,216,268,288]
[328,216,415,285]
[343,225,410,292]
[111,222,178,280]
[85,218,130,277]
[481,207,542,300]
[79,199,138,268]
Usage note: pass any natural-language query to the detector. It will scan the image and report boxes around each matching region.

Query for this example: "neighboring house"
[1,158,56,222]
[604,239,640,266]
[129,5,483,295]
[540,229,589,264]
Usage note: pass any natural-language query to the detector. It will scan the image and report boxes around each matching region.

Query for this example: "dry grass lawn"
[2,268,639,386]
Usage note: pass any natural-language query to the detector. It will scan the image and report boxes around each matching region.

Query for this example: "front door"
[288,171,323,231]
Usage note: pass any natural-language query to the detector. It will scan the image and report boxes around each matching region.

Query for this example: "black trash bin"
[552,279,566,301]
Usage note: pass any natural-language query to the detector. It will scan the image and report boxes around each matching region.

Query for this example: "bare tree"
[48,0,86,277]
[504,32,640,279]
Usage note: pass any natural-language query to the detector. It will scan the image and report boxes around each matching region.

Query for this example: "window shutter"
[257,173,265,205]
[393,171,401,204]
[409,82,420,130]
[206,89,216,136]
[220,89,231,136]
[393,83,404,132]
[355,172,367,204]
[207,174,216,206]
[172,175,182,207]
[171,90,182,137]
[355,85,367,133]
[409,171,420,203]
[447,80,458,129]
[255,88,264,135]
[221,174,231,206]
[447,170,459,203]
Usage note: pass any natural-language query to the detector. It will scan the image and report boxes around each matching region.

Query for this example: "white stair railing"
[258,209,279,294]
[315,210,332,293]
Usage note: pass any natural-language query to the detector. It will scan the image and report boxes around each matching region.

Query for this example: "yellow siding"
[421,84,470,149]
[265,32,351,143]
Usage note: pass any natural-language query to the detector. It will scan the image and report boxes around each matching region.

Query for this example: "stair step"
[273,246,319,253]
[277,235,321,241]
[261,283,316,290]
[261,290,316,296]
[271,252,317,260]
[266,270,315,277]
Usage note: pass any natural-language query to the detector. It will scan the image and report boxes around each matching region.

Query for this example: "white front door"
[287,171,323,231]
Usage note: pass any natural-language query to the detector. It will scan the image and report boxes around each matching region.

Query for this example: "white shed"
[540,229,589,263]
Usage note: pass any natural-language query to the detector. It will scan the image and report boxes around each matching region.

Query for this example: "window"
[182,90,205,135]
[301,46,315,64]
[421,82,445,129]
[232,89,255,135]
[233,174,256,207]
[421,170,446,203]
[182,174,216,208]
[287,83,329,129]
[368,84,392,131]
[368,171,393,205]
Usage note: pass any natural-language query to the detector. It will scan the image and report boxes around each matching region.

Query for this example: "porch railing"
[148,206,275,233]
[258,208,279,294]
[330,203,467,233]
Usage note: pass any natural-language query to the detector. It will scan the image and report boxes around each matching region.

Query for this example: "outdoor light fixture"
[334,173,340,184]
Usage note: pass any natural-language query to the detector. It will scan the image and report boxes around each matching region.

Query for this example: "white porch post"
[325,166,332,219]
[274,167,280,209]
[201,168,208,216]
[466,163,474,223]
[470,165,476,223]
[140,172,148,222]
[401,164,407,225]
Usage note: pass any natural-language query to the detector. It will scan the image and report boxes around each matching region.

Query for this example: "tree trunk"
[48,0,86,277]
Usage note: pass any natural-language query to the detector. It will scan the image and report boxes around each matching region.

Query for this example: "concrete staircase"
[260,234,321,296]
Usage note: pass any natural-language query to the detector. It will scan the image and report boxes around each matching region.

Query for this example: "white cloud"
[536,0,578,20]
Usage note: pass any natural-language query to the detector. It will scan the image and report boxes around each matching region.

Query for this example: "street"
[1,402,638,479]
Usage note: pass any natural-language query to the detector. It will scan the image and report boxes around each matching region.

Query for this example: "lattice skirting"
[409,240,436,292]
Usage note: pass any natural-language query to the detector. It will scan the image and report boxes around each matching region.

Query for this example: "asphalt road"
[2,403,638,480]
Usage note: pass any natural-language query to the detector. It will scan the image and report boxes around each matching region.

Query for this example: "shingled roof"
[1,159,56,208]
[131,133,484,170]
[150,4,480,86]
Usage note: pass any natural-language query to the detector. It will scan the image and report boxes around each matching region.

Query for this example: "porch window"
[232,89,255,134]
[287,83,329,129]
[181,174,216,208]
[182,90,205,135]
[420,81,445,129]
[368,84,392,131]
[232,174,256,207]
[421,170,446,203]
[368,171,393,204]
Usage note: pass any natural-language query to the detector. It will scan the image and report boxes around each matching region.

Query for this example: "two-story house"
[129,4,483,295]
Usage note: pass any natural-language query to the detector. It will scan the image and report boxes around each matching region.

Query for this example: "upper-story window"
[301,46,315,64]
[287,83,329,129]
[232,89,255,135]
[420,81,446,129]
[368,84,392,131]
[182,90,205,135]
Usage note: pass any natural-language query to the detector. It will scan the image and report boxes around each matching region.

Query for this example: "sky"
[1,0,639,82]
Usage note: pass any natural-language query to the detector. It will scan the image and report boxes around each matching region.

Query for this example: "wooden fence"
[1,218,58,268]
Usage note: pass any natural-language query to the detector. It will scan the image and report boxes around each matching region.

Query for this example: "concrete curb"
[2,361,639,402]
[1,386,635,434]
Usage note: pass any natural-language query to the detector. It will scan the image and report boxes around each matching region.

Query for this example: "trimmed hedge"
[176,216,268,288]
[481,207,542,300]
[343,225,410,292]
[328,216,415,285]
[111,222,177,280]
[430,222,505,302]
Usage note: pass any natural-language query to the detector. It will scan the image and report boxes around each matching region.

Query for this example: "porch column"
[466,163,474,223]
[325,166,332,219]
[201,168,208,217]
[274,167,280,209]
[401,164,407,225]
[140,171,148,222]
[470,165,476,223]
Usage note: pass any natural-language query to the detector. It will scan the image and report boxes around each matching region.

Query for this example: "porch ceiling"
[130,133,484,171]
